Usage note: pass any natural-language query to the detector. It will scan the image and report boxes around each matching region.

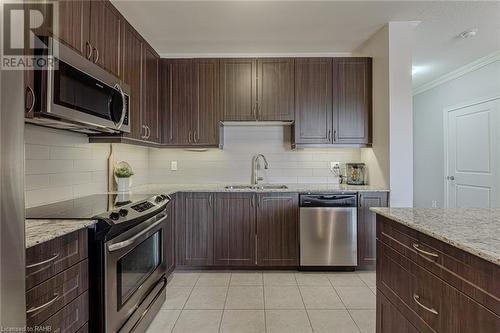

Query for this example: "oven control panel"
[131,201,154,212]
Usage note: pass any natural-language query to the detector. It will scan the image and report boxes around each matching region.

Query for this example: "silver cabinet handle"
[188,131,192,143]
[412,243,439,258]
[108,217,166,252]
[26,253,59,269]
[146,126,151,139]
[446,176,455,181]
[93,47,99,63]
[413,294,438,315]
[25,85,35,114]
[328,130,332,142]
[27,293,59,314]
[141,125,146,139]
[86,42,93,60]
[334,130,337,142]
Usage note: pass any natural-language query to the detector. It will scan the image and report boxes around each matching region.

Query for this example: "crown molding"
[413,49,500,96]
[158,52,352,58]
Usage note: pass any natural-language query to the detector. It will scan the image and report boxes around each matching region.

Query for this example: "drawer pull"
[27,293,59,314]
[26,253,60,269]
[413,294,438,315]
[412,243,438,258]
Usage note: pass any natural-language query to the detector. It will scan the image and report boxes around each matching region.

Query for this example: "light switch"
[171,161,178,171]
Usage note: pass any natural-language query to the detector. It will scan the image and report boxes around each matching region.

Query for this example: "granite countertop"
[371,208,500,266]
[26,219,97,248]
[131,183,390,195]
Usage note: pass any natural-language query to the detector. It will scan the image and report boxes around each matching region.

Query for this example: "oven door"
[105,212,167,333]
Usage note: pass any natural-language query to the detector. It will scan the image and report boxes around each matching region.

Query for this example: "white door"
[446,98,500,208]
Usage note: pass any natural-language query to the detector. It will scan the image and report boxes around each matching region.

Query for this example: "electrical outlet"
[330,161,340,171]
[170,161,178,171]
[431,200,437,208]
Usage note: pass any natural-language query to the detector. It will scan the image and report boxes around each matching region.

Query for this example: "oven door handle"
[128,276,168,333]
[107,216,166,252]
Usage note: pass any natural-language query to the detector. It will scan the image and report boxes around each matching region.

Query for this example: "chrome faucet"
[251,154,269,185]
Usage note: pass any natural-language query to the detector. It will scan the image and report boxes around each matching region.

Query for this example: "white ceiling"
[112,1,500,88]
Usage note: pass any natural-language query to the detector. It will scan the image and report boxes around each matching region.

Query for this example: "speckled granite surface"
[131,183,389,195]
[371,208,500,265]
[26,219,97,248]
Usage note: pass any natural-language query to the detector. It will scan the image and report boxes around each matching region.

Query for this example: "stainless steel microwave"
[28,38,130,134]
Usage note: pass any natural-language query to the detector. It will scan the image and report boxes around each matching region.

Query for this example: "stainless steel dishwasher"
[299,193,357,267]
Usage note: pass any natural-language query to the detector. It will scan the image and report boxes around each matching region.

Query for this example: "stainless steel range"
[26,193,171,333]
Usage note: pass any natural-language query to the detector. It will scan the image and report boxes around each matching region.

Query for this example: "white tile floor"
[147,271,376,333]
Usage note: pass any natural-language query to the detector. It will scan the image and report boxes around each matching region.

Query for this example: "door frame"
[442,95,500,208]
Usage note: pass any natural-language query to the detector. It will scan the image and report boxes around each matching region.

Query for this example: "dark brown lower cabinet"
[257,193,299,267]
[175,192,214,266]
[357,192,388,269]
[214,193,256,266]
[377,292,418,333]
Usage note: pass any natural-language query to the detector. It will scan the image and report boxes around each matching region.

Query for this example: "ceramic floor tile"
[265,310,313,333]
[162,287,193,309]
[264,286,304,309]
[184,286,228,309]
[171,310,222,333]
[307,309,360,333]
[230,272,263,286]
[196,273,231,286]
[294,273,331,286]
[263,273,297,286]
[168,272,200,287]
[220,310,265,333]
[349,309,376,333]
[328,273,366,287]
[146,309,181,333]
[335,286,376,309]
[225,286,264,309]
[299,286,345,309]
[357,271,376,288]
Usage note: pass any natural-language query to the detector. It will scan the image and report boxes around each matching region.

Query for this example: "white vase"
[117,177,130,193]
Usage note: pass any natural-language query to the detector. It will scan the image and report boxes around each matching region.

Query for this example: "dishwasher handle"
[300,194,357,207]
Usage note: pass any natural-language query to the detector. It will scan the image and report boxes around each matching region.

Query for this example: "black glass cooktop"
[26,193,156,220]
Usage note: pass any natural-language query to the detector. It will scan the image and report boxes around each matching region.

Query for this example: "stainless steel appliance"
[26,193,170,332]
[299,194,357,267]
[27,37,130,134]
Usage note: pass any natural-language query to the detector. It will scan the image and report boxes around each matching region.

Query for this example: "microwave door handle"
[114,84,127,129]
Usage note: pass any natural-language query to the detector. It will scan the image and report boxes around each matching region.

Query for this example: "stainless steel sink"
[224,184,288,190]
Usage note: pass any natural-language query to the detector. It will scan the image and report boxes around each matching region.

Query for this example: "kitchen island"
[372,208,500,333]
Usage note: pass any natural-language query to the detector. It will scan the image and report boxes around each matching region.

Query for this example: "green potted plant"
[114,162,134,193]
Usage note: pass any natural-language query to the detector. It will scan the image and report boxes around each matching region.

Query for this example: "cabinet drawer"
[76,323,88,333]
[377,291,419,333]
[377,215,499,315]
[26,229,88,289]
[378,240,500,333]
[40,291,89,333]
[27,260,88,327]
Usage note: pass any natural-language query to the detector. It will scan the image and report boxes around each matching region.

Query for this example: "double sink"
[224,184,288,190]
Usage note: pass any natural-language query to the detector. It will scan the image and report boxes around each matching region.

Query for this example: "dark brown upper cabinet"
[220,59,257,121]
[213,193,256,266]
[52,0,90,57]
[333,58,372,145]
[256,193,299,267]
[162,59,219,146]
[257,58,295,121]
[294,58,333,145]
[142,45,160,143]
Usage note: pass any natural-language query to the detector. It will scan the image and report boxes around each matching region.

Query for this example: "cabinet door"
[143,45,160,143]
[121,23,143,140]
[294,58,333,144]
[333,58,372,144]
[53,0,90,57]
[213,193,256,266]
[176,193,213,266]
[220,59,257,121]
[192,59,220,146]
[257,58,294,121]
[163,59,193,145]
[358,192,388,269]
[256,193,299,267]
[89,0,121,77]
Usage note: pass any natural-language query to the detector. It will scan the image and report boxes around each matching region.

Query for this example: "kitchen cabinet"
[220,59,257,121]
[257,58,295,121]
[357,192,388,269]
[52,0,90,57]
[333,58,372,144]
[256,193,299,267]
[162,59,219,146]
[377,292,419,333]
[294,58,333,144]
[175,192,214,267]
[142,45,160,143]
[213,193,256,266]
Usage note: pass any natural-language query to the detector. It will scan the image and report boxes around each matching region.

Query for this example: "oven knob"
[119,209,128,217]
[155,196,163,203]
[109,212,120,220]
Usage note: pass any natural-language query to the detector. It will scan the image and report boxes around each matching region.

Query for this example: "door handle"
[26,253,60,269]
[328,130,332,142]
[194,130,198,143]
[93,47,99,63]
[188,131,192,143]
[27,293,60,314]
[86,41,93,60]
[413,294,438,315]
[446,176,455,181]
[334,130,337,142]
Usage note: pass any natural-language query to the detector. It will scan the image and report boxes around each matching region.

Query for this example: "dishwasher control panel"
[299,194,357,207]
